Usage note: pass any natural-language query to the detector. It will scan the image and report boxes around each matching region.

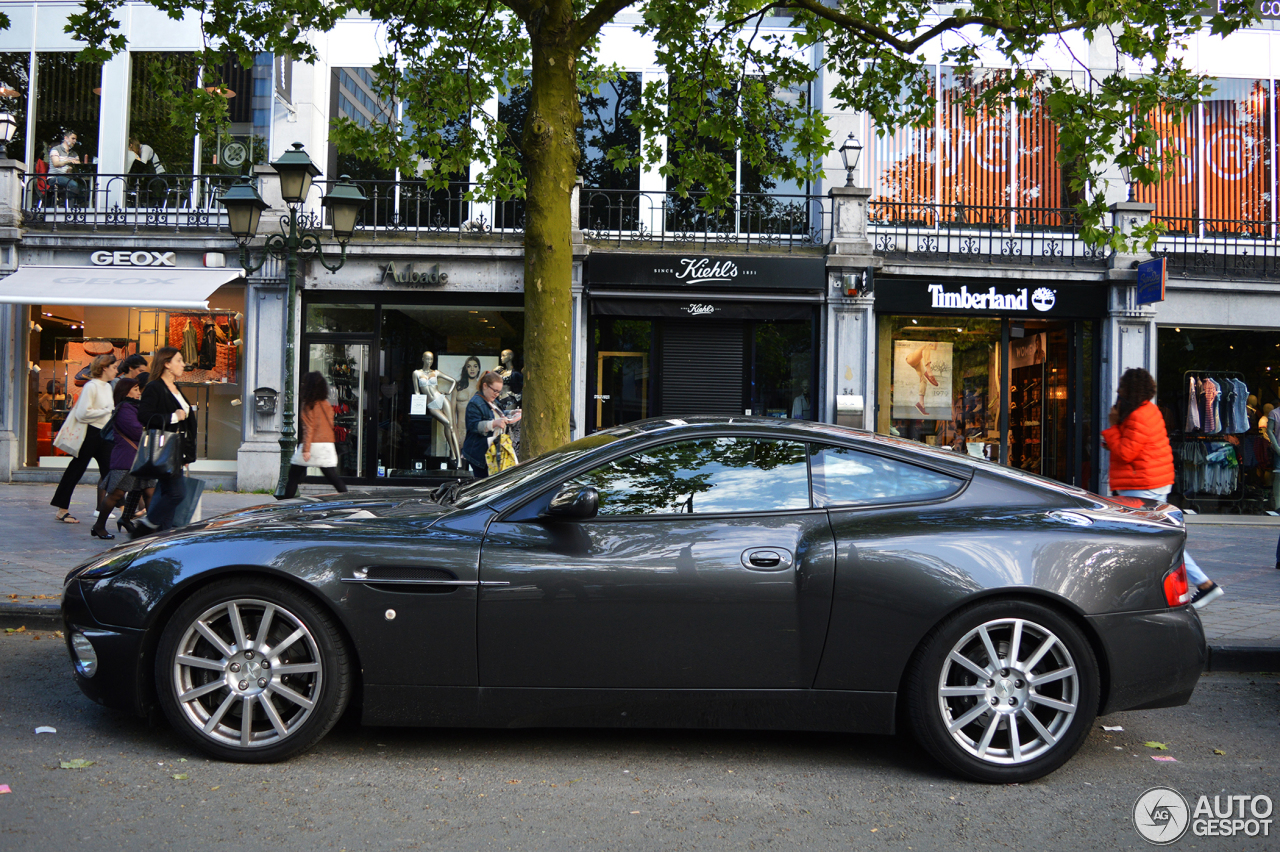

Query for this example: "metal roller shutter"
[660,319,743,416]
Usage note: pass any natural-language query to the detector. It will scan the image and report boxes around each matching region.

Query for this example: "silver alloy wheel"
[936,617,1079,765]
[170,598,324,749]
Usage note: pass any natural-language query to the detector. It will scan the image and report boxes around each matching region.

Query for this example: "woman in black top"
[132,347,195,536]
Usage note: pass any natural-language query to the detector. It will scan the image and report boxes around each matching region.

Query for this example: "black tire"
[155,577,351,763]
[905,599,1099,783]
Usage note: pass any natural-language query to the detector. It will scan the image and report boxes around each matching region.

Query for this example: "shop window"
[575,437,810,515]
[198,55,272,177]
[0,52,30,168]
[33,53,102,206]
[1133,99,1199,229]
[580,72,641,192]
[810,445,962,507]
[376,305,524,478]
[329,67,397,221]
[939,67,1009,225]
[751,320,813,420]
[1156,327,1280,515]
[305,303,377,334]
[1015,73,1088,223]
[129,52,199,176]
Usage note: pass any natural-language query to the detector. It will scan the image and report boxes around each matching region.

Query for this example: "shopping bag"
[130,428,182,479]
[52,416,88,456]
[170,477,205,528]
[485,432,519,474]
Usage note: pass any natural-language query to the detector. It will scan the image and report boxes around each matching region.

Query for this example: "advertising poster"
[1009,333,1047,369]
[892,340,954,420]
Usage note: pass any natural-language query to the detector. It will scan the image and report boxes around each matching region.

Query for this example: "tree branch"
[786,0,1092,54]
[571,0,636,48]
[500,0,536,23]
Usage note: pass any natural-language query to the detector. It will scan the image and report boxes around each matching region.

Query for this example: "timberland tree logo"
[926,283,1058,312]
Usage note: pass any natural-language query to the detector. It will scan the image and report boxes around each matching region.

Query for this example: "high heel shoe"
[90,527,115,540]
[117,518,136,535]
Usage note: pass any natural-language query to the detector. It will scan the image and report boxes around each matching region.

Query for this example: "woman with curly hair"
[1103,367,1223,608]
[278,371,349,499]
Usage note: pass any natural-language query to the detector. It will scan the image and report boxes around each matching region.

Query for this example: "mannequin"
[495,349,523,452]
[412,351,461,465]
[1264,404,1280,510]
[791,378,810,420]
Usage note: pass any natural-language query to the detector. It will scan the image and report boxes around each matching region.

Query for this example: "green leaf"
[172,773,189,780]
[59,759,95,769]
[1144,741,1169,750]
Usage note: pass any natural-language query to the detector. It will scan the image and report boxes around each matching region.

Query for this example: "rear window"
[810,445,963,507]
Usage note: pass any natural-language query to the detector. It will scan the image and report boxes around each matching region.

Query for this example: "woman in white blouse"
[51,353,117,524]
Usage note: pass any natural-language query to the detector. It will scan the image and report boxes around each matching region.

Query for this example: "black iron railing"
[21,172,241,233]
[325,180,526,241]
[580,189,831,251]
[868,201,1110,267]
[1153,216,1280,279]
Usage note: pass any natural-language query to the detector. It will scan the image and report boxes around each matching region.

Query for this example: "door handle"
[741,548,793,571]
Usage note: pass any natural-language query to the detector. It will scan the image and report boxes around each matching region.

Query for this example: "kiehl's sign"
[589,252,825,291]
[380,262,449,285]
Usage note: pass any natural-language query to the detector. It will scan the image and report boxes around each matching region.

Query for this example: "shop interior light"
[271,142,322,205]
[204,85,236,98]
[0,82,19,98]
[321,175,367,241]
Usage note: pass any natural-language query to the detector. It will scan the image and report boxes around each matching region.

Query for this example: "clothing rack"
[1174,370,1249,513]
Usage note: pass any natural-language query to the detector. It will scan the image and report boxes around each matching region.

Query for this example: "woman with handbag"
[278,371,350,499]
[51,353,117,524]
[89,378,156,540]
[131,347,195,537]
[462,371,520,478]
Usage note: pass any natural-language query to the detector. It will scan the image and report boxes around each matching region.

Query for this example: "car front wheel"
[155,578,351,762]
[905,600,1099,783]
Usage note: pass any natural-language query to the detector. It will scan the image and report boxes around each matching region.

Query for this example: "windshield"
[452,428,635,509]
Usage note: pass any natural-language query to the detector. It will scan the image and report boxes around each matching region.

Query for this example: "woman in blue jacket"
[461,371,510,478]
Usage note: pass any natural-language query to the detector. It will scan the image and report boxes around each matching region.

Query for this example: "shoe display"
[1190,582,1224,610]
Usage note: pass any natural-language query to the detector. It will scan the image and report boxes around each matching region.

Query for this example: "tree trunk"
[519,17,580,458]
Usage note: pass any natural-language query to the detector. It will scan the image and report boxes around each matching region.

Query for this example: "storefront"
[585,252,826,430]
[874,276,1108,489]
[299,249,532,485]
[0,244,246,480]
[1150,279,1280,515]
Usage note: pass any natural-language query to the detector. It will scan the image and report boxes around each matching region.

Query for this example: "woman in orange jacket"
[1103,368,1223,608]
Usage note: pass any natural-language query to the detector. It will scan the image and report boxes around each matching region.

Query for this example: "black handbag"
[130,423,182,479]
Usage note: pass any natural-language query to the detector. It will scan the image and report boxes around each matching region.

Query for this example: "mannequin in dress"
[412,351,461,465]
[495,349,523,452]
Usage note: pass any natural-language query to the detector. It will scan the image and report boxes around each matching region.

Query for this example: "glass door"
[306,341,372,479]
[596,351,649,429]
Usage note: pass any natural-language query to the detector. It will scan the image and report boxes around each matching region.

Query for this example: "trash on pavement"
[59,759,94,769]
[0,784,11,794]
[34,726,56,734]
[1152,756,1178,762]
[1102,725,1124,731]
[1213,749,1226,755]
[1143,741,1169,750]
[172,774,188,780]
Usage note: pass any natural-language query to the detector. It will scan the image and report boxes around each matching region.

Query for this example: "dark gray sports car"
[62,417,1203,782]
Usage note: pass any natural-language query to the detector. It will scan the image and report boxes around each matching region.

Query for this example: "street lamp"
[219,142,366,497]
[839,133,863,187]
[0,111,19,159]
[1119,163,1135,202]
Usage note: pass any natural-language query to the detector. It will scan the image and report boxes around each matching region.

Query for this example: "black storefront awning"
[588,252,826,292]
[592,297,815,320]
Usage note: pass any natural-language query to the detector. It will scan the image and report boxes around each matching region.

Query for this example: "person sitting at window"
[47,130,88,207]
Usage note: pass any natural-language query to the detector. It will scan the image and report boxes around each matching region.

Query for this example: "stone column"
[0,159,25,481]
[1101,201,1159,494]
[824,185,881,426]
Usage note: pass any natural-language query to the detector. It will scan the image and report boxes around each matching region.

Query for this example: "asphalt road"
[1,626,1278,852]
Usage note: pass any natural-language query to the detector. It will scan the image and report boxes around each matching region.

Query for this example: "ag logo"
[1134,786,1190,845]
[1031,287,1056,312]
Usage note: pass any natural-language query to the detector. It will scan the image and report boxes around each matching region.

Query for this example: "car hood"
[189,489,455,533]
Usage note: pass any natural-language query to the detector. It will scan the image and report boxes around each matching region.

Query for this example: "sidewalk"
[2,482,1278,671]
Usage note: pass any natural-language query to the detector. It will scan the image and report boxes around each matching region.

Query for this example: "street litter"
[1213,749,1226,755]
[34,726,56,734]
[59,759,94,769]
[1143,741,1169,750]
[1102,725,1124,731]
[172,774,188,781]
[1151,756,1178,762]
[0,785,11,794]
[4,626,25,634]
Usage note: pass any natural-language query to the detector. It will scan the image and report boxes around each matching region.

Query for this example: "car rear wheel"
[905,600,1099,783]
[155,578,351,762]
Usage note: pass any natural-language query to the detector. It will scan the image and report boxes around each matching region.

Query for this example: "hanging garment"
[1219,378,1237,434]
[182,323,199,366]
[199,323,218,370]
[1185,376,1200,433]
[1230,378,1250,433]
[1200,378,1221,435]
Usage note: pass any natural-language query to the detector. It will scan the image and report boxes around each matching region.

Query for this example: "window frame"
[809,442,968,509]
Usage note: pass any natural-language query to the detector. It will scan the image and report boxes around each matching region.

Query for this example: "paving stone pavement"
[1,483,1278,651]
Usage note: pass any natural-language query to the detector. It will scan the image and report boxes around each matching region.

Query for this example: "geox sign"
[380,262,448,285]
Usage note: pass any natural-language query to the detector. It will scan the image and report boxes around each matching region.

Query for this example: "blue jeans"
[47,174,87,206]
[1115,488,1209,586]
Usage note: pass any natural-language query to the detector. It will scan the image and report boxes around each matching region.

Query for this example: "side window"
[576,437,810,516]
[811,445,962,507]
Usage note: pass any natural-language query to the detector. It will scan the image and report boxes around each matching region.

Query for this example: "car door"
[476,435,836,689]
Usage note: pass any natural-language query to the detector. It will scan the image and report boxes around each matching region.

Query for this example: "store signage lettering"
[927,283,1058,312]
[682,303,719,315]
[90,250,176,267]
[381,262,448,285]
[675,258,739,283]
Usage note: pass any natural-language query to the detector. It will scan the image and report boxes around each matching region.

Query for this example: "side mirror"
[542,485,598,521]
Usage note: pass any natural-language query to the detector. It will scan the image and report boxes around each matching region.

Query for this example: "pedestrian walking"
[50,353,117,524]
[278,371,349,499]
[1103,367,1224,608]
[462,371,516,479]
[130,348,194,537]
[90,378,156,540]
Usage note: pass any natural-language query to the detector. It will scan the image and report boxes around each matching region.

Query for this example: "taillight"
[1164,561,1190,607]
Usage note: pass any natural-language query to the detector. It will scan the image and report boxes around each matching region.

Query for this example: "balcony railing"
[1153,216,1280,279]
[869,201,1110,267]
[20,172,240,233]
[327,180,526,241]
[580,189,831,251]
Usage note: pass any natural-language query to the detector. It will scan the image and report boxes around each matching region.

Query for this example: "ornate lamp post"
[839,133,863,188]
[219,142,366,497]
